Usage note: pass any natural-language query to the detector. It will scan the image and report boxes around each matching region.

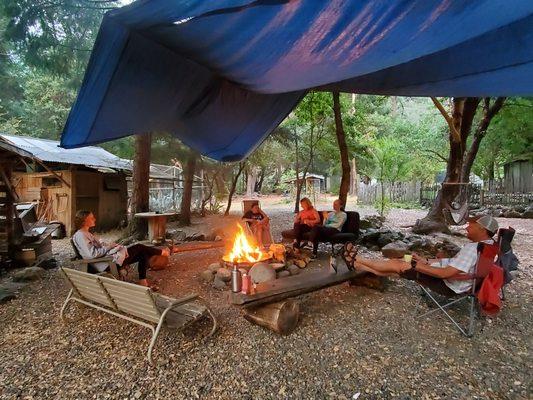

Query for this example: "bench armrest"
[157,293,199,307]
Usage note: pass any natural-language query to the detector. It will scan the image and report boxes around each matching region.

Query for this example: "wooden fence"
[358,181,422,205]
[420,183,533,207]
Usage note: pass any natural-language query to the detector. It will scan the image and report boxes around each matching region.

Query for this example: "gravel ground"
[0,198,531,400]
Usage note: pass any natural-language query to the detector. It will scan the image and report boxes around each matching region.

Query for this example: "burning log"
[243,299,300,335]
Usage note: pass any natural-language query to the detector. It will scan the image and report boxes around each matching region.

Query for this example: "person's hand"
[412,253,427,263]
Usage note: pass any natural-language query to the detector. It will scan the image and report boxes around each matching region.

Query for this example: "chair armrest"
[450,272,476,281]
[71,257,114,265]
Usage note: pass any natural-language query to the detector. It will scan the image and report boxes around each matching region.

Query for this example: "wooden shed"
[503,156,533,193]
[0,134,130,236]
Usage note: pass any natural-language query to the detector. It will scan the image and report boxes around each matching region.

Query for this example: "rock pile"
[358,228,460,259]
[471,204,533,219]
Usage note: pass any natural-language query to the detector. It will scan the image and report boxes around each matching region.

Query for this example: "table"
[134,212,176,242]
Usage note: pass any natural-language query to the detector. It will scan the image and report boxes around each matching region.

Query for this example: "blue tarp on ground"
[61,0,533,161]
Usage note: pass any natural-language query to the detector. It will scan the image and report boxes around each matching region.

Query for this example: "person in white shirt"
[72,210,170,288]
[346,215,498,295]
[308,199,347,258]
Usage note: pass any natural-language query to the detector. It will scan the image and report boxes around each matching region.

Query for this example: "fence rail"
[420,183,533,207]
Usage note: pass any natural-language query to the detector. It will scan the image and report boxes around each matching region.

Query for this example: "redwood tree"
[414,97,505,233]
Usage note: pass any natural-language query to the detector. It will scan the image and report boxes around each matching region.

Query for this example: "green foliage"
[16,72,75,138]
[473,97,533,179]
[2,0,119,79]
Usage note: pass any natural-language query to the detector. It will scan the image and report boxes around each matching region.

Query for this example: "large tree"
[332,91,350,207]
[179,150,198,225]
[414,97,505,233]
[127,133,151,239]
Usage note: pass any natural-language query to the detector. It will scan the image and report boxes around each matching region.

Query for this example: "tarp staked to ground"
[61,0,533,161]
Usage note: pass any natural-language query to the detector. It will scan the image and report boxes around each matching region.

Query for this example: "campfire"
[222,223,270,265]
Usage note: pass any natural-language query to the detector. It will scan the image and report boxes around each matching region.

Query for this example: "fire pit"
[200,224,314,290]
[222,224,271,267]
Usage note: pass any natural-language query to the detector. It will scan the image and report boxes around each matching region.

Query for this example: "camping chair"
[69,238,120,278]
[416,240,502,337]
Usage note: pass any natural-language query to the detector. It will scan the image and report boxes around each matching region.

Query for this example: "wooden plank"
[112,302,160,323]
[31,157,71,188]
[231,264,364,307]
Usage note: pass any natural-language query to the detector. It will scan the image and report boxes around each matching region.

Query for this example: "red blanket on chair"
[477,265,504,316]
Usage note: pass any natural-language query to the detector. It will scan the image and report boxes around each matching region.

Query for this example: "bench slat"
[99,278,160,322]
[63,268,114,308]
[111,303,161,323]
[99,283,155,301]
[99,276,151,293]
[111,297,161,319]
[75,289,114,308]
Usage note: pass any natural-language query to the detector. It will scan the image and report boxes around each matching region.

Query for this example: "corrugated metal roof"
[0,134,131,171]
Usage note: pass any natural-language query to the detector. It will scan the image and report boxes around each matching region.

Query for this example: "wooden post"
[243,299,300,335]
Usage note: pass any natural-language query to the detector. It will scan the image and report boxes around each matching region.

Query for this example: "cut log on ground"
[243,299,300,335]
[172,241,226,253]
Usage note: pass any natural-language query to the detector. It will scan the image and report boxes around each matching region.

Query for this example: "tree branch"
[431,97,461,143]
[422,149,448,163]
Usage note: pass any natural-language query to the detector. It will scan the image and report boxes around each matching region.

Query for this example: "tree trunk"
[349,157,358,197]
[488,159,495,189]
[460,98,506,183]
[293,133,301,213]
[127,133,151,240]
[246,167,257,197]
[179,151,197,226]
[416,97,504,234]
[255,167,265,193]
[332,91,350,207]
[414,98,473,233]
[224,162,246,216]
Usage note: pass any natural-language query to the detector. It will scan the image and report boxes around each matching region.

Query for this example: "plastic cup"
[403,254,412,263]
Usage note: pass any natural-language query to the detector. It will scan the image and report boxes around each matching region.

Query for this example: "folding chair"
[417,241,500,337]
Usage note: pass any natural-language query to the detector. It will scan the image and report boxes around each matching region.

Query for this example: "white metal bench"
[60,267,217,364]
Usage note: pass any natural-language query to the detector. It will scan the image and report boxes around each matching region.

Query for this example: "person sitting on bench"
[72,210,170,289]
[308,199,347,258]
[242,202,273,247]
[343,215,498,295]
[292,197,321,251]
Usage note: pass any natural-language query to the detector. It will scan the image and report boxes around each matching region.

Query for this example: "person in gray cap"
[344,215,499,295]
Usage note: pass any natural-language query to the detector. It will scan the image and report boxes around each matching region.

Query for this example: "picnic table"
[134,212,176,242]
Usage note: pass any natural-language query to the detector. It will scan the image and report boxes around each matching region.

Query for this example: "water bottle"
[231,265,242,293]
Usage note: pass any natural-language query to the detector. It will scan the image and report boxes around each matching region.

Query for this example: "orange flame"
[223,223,269,263]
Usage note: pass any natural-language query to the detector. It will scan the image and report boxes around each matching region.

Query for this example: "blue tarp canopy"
[61,0,533,161]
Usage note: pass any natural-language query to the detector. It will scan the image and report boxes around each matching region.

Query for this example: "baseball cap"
[468,215,499,234]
